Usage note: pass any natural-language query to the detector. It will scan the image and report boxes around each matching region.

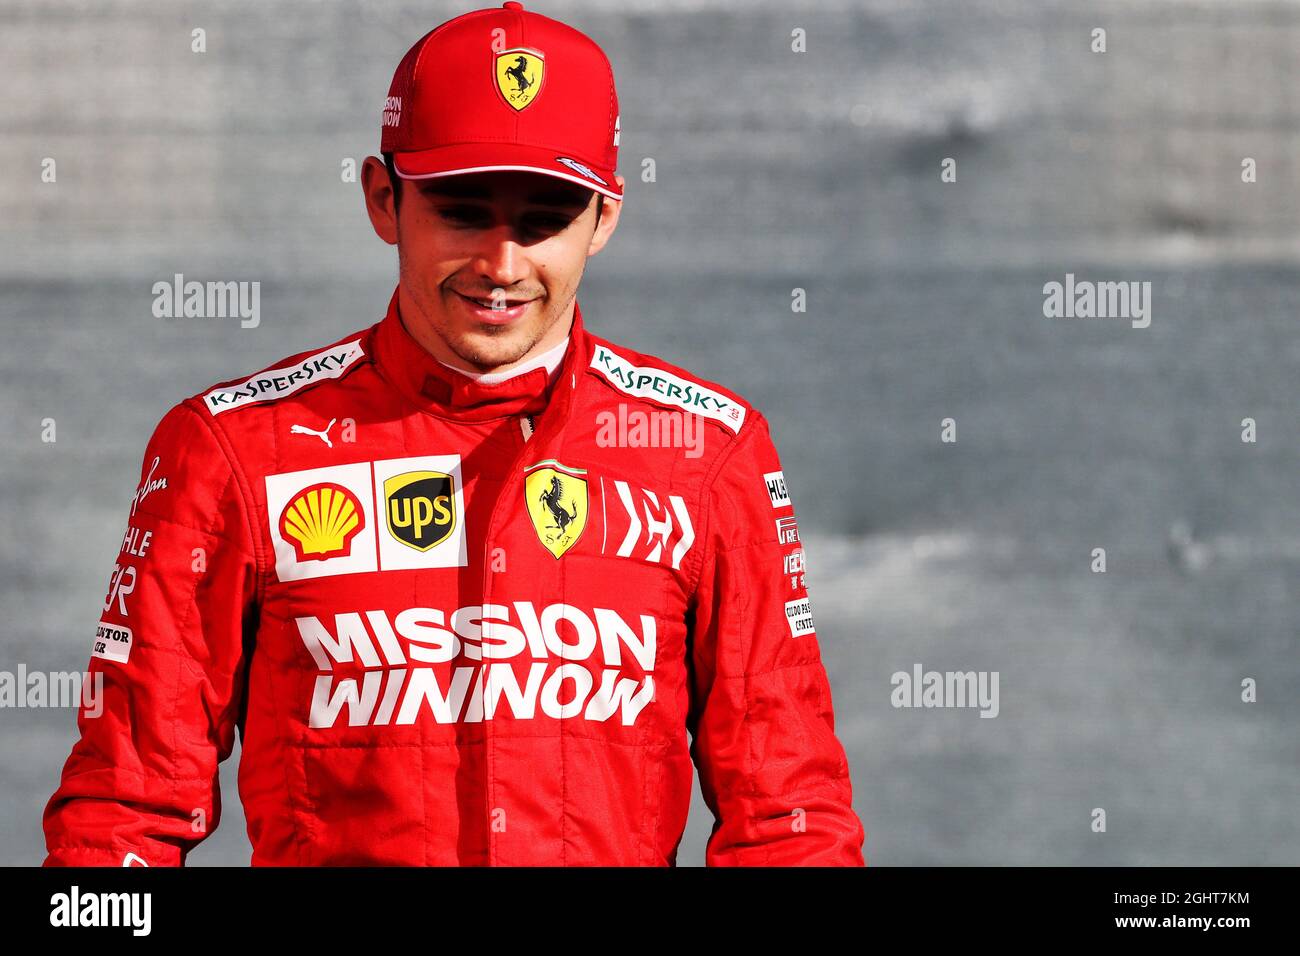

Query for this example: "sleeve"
[42,401,259,866]
[686,411,866,866]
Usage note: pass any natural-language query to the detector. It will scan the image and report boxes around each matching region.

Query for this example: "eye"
[438,205,488,225]
[524,214,573,234]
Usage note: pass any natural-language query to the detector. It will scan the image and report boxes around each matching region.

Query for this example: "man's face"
[362,161,623,372]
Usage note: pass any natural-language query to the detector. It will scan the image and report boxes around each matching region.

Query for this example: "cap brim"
[393,143,623,200]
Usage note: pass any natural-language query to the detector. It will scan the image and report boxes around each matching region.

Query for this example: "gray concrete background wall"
[2,0,1296,865]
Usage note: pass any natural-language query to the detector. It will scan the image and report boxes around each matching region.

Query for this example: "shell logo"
[279,482,366,562]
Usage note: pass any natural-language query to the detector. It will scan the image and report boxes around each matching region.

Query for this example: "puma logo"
[290,418,337,448]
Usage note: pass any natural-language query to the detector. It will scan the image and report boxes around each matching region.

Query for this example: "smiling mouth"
[452,290,538,325]
[454,291,536,310]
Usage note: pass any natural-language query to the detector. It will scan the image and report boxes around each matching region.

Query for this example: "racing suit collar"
[374,285,588,423]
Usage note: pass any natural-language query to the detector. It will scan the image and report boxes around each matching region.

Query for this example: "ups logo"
[384,471,455,551]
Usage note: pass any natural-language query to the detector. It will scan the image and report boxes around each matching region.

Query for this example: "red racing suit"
[43,287,866,866]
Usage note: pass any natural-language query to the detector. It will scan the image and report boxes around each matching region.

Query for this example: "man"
[43,1,865,866]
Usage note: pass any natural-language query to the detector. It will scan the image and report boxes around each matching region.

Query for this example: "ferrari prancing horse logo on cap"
[495,48,544,111]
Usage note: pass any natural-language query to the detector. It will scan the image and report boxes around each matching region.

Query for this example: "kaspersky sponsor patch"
[265,455,467,581]
[203,340,365,415]
[589,345,746,434]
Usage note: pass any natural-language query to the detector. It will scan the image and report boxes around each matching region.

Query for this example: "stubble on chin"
[449,332,532,369]
[443,314,551,371]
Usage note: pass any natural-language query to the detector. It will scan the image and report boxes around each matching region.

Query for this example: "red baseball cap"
[380,1,623,200]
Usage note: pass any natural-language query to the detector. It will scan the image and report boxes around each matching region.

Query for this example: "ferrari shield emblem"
[495,49,544,111]
[525,461,587,558]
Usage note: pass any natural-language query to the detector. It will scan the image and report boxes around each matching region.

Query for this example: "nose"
[471,226,530,289]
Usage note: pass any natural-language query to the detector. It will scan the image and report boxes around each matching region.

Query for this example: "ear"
[588,175,625,257]
[361,156,399,246]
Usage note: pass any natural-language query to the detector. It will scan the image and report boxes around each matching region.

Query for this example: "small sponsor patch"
[374,456,468,571]
[92,621,134,663]
[784,598,816,637]
[279,482,367,563]
[764,470,790,508]
[203,341,365,415]
[382,95,401,128]
[590,345,746,434]
[130,456,168,518]
[266,462,378,581]
[776,516,799,545]
[608,478,695,569]
[384,471,456,553]
[783,547,806,590]
[555,156,607,186]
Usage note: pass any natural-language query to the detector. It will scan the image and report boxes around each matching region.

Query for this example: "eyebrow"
[418,180,590,208]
